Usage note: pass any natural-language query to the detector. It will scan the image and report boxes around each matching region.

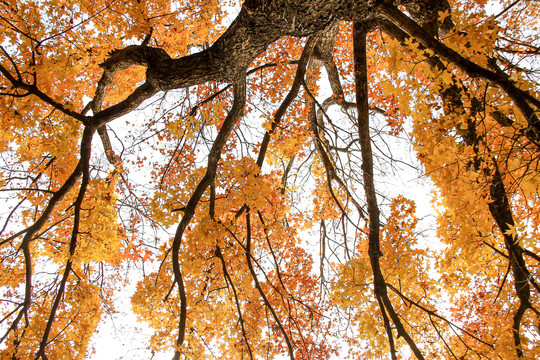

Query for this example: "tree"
[1,0,540,358]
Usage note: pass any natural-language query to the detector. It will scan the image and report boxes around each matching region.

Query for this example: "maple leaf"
[504,223,518,242]
[438,10,451,23]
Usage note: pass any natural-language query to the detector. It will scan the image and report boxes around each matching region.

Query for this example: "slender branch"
[305,84,368,223]
[353,21,425,359]
[493,0,523,20]
[377,296,397,360]
[255,36,317,169]
[494,262,511,304]
[170,78,246,359]
[523,247,540,263]
[188,60,300,118]
[35,126,94,359]
[244,209,295,360]
[215,245,254,360]
[0,62,89,123]
[386,283,494,347]
[0,45,22,80]
[0,125,94,350]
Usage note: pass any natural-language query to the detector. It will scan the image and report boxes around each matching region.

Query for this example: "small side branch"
[215,245,254,360]
[244,209,295,360]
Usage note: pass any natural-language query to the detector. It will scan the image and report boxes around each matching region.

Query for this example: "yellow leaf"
[438,10,451,22]
[504,223,518,241]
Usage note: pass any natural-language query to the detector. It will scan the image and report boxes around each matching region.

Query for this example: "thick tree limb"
[379,4,540,141]
[353,21,425,360]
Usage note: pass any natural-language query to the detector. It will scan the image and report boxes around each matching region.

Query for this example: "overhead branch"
[255,36,318,168]
[302,21,369,224]
[87,0,378,127]
[307,89,368,224]
[170,78,246,359]
[35,127,94,359]
[386,283,495,348]
[0,127,95,346]
[378,4,540,141]
[353,21,425,360]
[378,18,540,151]
[244,209,295,360]
[386,12,539,351]
[215,245,254,360]
[0,61,89,123]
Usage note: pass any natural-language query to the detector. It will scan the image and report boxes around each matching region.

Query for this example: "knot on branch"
[97,45,172,92]
[369,248,384,259]
[99,45,171,72]
[402,0,453,37]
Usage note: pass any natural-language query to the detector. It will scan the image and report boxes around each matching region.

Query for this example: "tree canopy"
[1,0,540,358]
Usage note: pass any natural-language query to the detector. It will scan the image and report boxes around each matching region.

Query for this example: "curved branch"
[386,283,495,348]
[255,36,318,168]
[88,1,376,127]
[244,209,295,360]
[378,4,540,140]
[215,245,254,360]
[0,127,94,347]
[170,78,246,358]
[35,126,94,359]
[353,21,425,359]
[0,61,89,123]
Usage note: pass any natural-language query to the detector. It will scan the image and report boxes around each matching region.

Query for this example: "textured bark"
[2,0,537,132]
[353,21,425,360]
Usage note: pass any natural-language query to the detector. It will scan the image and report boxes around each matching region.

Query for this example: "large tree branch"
[378,4,540,140]
[388,12,538,351]
[87,0,378,127]
[353,21,425,360]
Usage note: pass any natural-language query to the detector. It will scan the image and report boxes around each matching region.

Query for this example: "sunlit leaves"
[1,0,540,358]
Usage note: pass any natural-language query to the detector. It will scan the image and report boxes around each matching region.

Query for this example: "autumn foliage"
[1,0,540,359]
